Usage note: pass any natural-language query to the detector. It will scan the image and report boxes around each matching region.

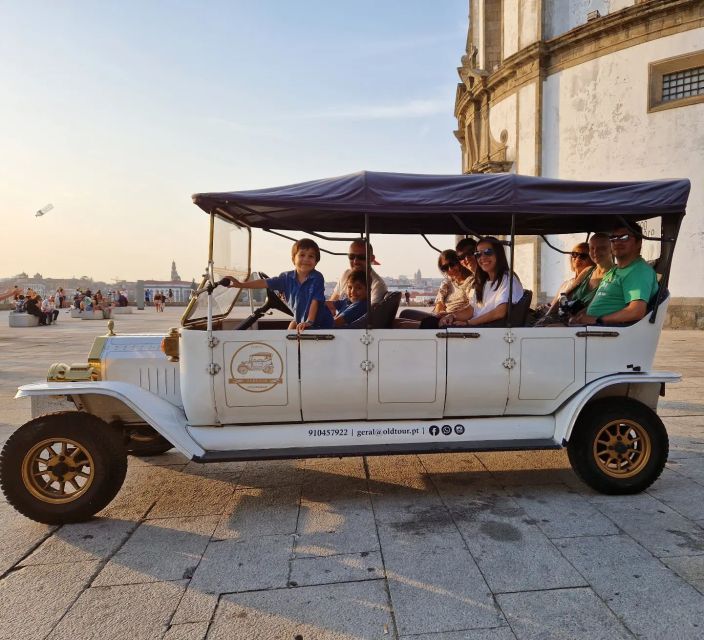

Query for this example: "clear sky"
[0,0,470,285]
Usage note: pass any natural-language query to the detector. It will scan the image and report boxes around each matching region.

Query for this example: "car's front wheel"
[567,398,668,494]
[0,412,128,524]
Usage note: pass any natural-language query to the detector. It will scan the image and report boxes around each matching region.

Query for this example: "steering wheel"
[234,273,293,331]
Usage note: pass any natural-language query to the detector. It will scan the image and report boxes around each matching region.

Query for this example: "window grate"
[662,66,704,102]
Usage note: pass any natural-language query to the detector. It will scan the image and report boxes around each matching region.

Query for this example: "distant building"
[143,280,194,303]
[455,0,704,322]
[170,261,181,281]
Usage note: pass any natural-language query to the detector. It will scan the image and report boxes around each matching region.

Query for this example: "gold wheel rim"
[593,418,652,479]
[21,438,95,504]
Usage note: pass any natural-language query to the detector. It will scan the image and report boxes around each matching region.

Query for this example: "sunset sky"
[0,0,469,284]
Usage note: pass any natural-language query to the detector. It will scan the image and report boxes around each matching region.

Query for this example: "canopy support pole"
[451,215,481,238]
[364,215,371,332]
[421,235,442,253]
[507,214,516,329]
[649,214,683,323]
[262,228,347,256]
[206,212,215,336]
[539,235,572,256]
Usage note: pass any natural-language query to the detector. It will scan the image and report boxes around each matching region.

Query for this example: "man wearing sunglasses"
[330,240,388,305]
[571,223,658,326]
[455,237,478,276]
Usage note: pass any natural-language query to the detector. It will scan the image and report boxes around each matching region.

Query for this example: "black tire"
[567,397,668,495]
[0,412,128,524]
[125,427,173,457]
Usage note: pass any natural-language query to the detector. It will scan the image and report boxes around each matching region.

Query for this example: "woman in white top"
[441,236,524,326]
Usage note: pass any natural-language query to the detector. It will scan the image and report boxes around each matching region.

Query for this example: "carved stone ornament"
[455,47,512,174]
[453,0,704,175]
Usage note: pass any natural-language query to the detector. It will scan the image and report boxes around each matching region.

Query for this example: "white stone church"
[455,0,704,325]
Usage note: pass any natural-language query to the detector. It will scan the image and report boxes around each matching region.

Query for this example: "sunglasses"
[348,253,367,261]
[457,252,475,262]
[473,248,495,258]
[570,252,590,260]
[609,233,633,243]
[439,261,459,273]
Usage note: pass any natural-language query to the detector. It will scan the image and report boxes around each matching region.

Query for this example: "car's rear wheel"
[567,398,668,494]
[0,412,127,524]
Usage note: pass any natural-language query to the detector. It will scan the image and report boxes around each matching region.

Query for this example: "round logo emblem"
[228,343,284,393]
[441,425,452,436]
[454,424,465,435]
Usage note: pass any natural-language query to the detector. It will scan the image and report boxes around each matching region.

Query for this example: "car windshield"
[182,217,251,324]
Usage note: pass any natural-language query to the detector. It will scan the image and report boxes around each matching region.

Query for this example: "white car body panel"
[444,328,510,416]
[507,326,587,414]
[367,329,447,419]
[102,335,182,407]
[214,331,301,424]
[15,381,204,458]
[554,371,680,443]
[585,297,669,382]
[187,415,556,452]
[180,328,218,425]
[14,299,678,461]
[299,331,367,421]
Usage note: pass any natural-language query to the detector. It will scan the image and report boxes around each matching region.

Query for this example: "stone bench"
[9,312,40,327]
[80,310,106,320]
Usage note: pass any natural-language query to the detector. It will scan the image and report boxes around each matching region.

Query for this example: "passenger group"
[223,220,658,332]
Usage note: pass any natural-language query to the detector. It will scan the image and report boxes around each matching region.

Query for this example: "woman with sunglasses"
[398,249,473,327]
[440,237,524,326]
[538,242,595,319]
[434,249,474,315]
[568,233,614,305]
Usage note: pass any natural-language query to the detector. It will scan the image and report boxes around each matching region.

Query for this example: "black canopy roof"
[192,171,689,235]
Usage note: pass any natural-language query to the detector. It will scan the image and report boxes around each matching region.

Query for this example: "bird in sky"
[35,203,54,217]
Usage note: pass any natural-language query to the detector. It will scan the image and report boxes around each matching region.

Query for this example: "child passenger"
[224,238,334,332]
[327,270,368,327]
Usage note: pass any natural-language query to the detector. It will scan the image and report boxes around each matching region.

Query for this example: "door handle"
[575,331,620,337]
[286,334,336,341]
[436,332,481,339]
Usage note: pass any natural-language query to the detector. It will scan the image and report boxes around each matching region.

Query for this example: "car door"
[298,329,368,421]
[366,329,446,420]
[213,329,302,424]
[505,326,586,415]
[443,326,511,416]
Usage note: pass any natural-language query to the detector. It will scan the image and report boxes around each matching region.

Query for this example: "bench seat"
[9,312,40,327]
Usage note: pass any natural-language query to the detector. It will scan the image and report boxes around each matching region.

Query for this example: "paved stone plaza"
[1,308,703,639]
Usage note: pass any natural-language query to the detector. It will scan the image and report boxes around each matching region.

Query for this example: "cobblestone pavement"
[1,308,703,639]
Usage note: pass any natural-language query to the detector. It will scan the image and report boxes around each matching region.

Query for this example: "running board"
[192,439,561,463]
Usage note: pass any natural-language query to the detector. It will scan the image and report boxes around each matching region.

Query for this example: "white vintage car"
[0,172,690,524]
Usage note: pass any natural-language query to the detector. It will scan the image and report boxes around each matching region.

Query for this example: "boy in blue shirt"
[224,238,333,332]
[327,270,368,327]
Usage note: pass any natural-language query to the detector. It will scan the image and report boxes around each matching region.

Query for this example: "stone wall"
[663,299,704,330]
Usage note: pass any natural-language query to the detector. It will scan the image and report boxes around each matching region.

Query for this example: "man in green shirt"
[571,222,658,326]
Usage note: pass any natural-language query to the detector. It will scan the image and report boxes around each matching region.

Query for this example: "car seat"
[478,289,533,328]
[348,291,402,329]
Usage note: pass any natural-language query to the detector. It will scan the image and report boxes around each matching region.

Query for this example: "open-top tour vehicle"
[0,172,690,524]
